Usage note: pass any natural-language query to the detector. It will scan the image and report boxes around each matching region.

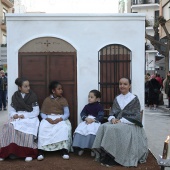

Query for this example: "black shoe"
[0,108,2,111]
[61,149,69,160]
[3,108,6,110]
[166,106,170,108]
[100,155,119,167]
[38,149,44,156]
[100,158,108,166]
[105,159,119,167]
[9,154,18,160]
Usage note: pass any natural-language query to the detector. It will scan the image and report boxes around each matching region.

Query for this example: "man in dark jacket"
[0,70,7,110]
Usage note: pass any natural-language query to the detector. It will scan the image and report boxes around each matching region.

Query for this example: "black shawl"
[11,90,38,112]
[109,96,143,127]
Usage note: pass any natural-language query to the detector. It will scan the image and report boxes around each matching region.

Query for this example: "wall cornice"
[6,13,145,21]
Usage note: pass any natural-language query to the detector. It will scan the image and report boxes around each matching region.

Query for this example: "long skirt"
[0,122,38,158]
[72,133,96,149]
[72,121,101,149]
[92,122,148,167]
[38,119,72,151]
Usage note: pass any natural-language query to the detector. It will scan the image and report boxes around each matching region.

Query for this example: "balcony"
[0,17,6,31]
[131,0,159,9]
[1,0,14,8]
[132,0,159,5]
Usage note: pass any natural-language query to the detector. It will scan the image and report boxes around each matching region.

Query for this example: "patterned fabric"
[0,121,38,158]
[11,90,38,112]
[40,120,72,151]
[92,122,148,167]
[41,96,68,115]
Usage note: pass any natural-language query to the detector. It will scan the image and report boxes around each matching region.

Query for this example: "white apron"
[10,113,39,137]
[38,114,69,148]
[74,115,101,136]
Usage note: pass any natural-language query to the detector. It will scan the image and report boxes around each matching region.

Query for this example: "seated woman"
[92,77,148,167]
[37,81,72,161]
[0,77,40,162]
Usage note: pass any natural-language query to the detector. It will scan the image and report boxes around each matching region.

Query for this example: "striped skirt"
[0,121,38,158]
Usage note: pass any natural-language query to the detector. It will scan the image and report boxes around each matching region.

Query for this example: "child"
[72,89,104,156]
[37,81,72,160]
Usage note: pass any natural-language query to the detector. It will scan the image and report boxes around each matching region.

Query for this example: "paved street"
[144,107,170,159]
[1,102,170,169]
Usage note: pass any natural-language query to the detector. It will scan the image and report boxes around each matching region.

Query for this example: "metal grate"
[98,44,131,113]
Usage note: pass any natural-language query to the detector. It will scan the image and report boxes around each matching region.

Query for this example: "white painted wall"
[6,13,145,123]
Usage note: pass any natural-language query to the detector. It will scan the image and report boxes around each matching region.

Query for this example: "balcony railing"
[132,0,159,5]
[0,17,6,25]
[1,0,14,8]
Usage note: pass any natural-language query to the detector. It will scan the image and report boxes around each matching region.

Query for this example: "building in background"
[0,0,14,72]
[119,0,131,13]
[119,0,162,76]
[13,0,26,13]
[132,0,160,76]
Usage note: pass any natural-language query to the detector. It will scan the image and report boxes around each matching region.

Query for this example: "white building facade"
[131,0,160,75]
[6,13,145,125]
[119,0,160,75]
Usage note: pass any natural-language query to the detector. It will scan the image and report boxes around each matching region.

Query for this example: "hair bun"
[15,78,20,86]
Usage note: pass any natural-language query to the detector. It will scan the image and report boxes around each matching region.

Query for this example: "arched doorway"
[18,37,77,130]
[98,44,131,112]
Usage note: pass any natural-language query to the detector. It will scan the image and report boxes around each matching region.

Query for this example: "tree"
[145,16,170,75]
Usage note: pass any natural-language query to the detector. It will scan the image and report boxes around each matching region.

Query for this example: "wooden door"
[19,52,77,130]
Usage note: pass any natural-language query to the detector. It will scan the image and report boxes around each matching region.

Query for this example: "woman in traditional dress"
[72,89,104,156]
[37,81,72,161]
[92,77,148,167]
[0,77,40,162]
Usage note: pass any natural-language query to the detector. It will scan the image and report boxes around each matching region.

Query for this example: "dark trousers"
[145,92,149,105]
[0,90,7,109]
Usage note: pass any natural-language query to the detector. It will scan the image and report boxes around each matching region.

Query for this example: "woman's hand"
[19,114,24,119]
[111,118,120,124]
[46,118,54,124]
[13,114,19,119]
[53,118,63,124]
[85,118,95,124]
